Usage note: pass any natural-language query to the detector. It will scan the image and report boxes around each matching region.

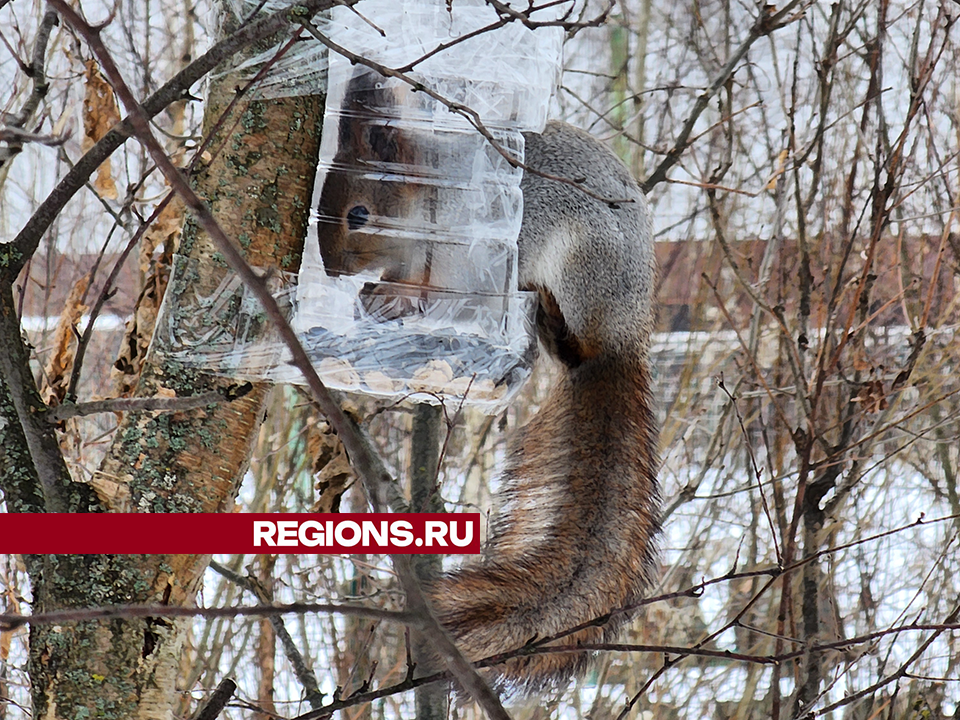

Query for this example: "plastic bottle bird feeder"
[155,0,563,413]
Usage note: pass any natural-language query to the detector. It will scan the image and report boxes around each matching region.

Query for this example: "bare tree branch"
[641,0,807,192]
[47,390,240,422]
[1,0,348,282]
[0,7,58,169]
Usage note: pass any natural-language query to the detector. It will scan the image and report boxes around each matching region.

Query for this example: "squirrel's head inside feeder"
[315,71,429,289]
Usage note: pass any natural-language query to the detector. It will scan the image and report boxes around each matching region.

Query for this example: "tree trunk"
[25,34,325,720]
[409,403,449,719]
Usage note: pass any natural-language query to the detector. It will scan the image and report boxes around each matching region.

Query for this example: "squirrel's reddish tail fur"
[428,352,660,691]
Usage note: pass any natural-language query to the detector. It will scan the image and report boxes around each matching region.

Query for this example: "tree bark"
[409,403,449,719]
[25,31,325,720]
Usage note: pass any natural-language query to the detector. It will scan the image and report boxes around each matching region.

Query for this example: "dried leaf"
[139,194,183,277]
[0,587,18,661]
[851,351,873,372]
[309,420,354,513]
[112,201,180,397]
[88,471,133,512]
[166,99,189,167]
[82,60,121,199]
[764,148,789,190]
[51,106,72,137]
[855,379,888,413]
[41,273,90,407]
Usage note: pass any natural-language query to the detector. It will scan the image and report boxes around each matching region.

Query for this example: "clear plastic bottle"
[292,0,564,411]
[156,1,564,413]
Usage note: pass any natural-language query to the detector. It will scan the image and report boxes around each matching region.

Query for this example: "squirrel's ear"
[337,68,418,167]
[365,123,405,164]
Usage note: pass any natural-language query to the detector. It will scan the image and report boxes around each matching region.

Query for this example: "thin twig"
[0,126,68,146]
[3,0,351,282]
[209,560,325,710]
[392,0,613,75]
[0,601,413,632]
[641,0,807,192]
[47,390,237,422]
[0,7,58,168]
[717,376,782,563]
[191,678,237,720]
[64,191,174,402]
[300,21,633,208]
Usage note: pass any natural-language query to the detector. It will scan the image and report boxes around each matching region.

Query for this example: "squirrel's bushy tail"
[428,353,660,691]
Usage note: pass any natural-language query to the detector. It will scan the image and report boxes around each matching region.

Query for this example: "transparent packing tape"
[153,254,539,413]
[311,224,524,298]
[318,98,526,181]
[313,63,527,296]
[214,0,330,100]
[315,101,526,249]
[218,0,565,126]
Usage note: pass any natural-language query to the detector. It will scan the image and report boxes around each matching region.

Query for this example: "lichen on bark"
[26,27,326,720]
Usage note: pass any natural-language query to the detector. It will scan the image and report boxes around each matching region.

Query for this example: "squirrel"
[316,70,660,692]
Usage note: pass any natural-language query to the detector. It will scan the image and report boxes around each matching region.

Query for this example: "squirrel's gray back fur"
[519,121,656,361]
[428,120,660,693]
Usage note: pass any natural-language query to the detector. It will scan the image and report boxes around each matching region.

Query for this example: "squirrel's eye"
[346,205,369,230]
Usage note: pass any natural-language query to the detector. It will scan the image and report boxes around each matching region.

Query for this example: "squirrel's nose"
[346,205,370,230]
